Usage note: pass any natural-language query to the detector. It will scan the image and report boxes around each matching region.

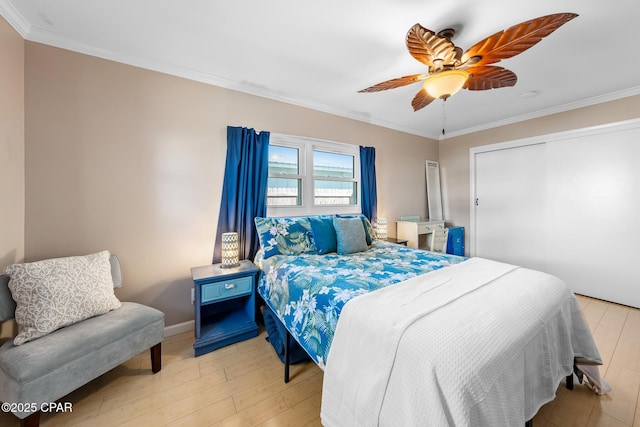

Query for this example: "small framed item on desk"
[191,260,259,357]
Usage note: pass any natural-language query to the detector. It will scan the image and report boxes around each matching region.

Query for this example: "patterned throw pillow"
[254,217,317,259]
[6,250,122,345]
[361,215,378,244]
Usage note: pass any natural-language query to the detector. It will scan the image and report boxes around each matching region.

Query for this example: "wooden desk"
[396,219,445,250]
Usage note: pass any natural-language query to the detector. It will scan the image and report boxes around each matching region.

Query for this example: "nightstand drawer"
[201,276,252,303]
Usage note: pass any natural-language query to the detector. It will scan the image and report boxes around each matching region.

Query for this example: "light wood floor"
[1,294,639,427]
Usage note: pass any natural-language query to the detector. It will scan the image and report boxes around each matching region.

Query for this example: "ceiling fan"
[359,13,578,111]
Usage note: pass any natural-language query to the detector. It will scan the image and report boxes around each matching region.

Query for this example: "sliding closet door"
[473,142,548,272]
[545,128,640,308]
[471,120,640,308]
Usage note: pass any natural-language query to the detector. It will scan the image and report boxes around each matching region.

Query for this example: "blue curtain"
[213,126,270,263]
[360,146,377,223]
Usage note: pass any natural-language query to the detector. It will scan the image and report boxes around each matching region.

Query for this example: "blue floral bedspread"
[256,240,467,368]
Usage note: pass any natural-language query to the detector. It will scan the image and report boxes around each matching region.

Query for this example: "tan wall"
[439,95,640,254]
[24,42,438,326]
[0,17,25,271]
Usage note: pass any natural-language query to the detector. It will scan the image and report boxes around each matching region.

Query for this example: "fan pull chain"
[441,99,447,142]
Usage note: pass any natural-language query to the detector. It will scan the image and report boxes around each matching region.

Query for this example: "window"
[313,150,357,206]
[267,134,360,217]
[267,145,302,207]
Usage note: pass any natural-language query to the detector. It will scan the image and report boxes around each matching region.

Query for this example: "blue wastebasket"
[446,226,465,256]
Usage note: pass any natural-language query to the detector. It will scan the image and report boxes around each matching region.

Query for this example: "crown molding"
[442,85,640,140]
[3,3,636,143]
[0,0,31,37]
[22,24,438,140]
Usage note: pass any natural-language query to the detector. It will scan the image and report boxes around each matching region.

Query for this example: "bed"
[253,214,604,426]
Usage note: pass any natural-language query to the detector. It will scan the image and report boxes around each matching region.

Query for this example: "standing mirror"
[426,160,443,220]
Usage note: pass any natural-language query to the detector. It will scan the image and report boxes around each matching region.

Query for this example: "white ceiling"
[2,0,640,139]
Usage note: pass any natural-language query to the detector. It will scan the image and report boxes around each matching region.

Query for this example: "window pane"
[269,145,299,175]
[314,180,357,205]
[313,151,354,178]
[267,177,302,206]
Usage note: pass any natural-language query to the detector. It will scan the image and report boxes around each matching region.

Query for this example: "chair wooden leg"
[150,343,162,373]
[21,411,40,427]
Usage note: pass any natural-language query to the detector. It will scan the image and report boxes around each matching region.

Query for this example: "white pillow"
[6,250,121,345]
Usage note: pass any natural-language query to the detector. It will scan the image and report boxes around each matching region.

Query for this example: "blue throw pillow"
[308,215,337,254]
[336,214,377,245]
[254,217,317,259]
[333,217,368,255]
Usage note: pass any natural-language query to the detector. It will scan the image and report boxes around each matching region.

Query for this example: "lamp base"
[220,263,240,269]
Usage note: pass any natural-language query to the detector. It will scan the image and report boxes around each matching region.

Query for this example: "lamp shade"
[423,70,470,100]
[220,232,240,268]
[376,218,387,239]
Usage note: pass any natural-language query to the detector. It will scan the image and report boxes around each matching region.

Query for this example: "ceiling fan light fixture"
[422,70,470,100]
[359,13,577,111]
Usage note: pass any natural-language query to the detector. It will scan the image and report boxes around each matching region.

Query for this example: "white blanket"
[321,258,602,427]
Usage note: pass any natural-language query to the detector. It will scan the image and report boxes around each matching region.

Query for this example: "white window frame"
[266,139,305,208]
[267,133,361,217]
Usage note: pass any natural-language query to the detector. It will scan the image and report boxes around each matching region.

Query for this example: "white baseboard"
[164,320,194,337]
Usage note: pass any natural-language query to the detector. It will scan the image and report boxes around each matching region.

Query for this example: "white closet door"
[545,129,640,307]
[474,143,548,272]
[471,120,640,309]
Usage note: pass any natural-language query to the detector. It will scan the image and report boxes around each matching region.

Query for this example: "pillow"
[254,216,317,259]
[6,250,121,345]
[336,214,377,245]
[308,215,337,254]
[361,216,377,244]
[333,217,369,255]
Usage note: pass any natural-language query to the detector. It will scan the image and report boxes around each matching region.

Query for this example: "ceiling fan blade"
[461,13,578,67]
[359,74,427,93]
[406,23,460,68]
[411,88,436,111]
[463,66,517,91]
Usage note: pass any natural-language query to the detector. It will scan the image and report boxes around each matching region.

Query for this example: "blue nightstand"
[191,260,259,357]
